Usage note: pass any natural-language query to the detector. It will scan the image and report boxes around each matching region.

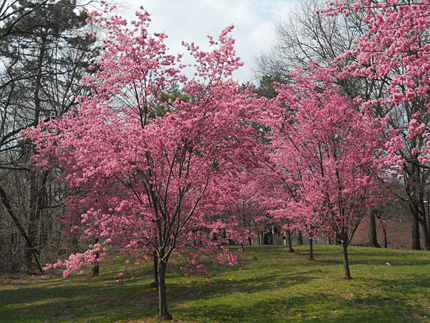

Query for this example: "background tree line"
[0,0,98,273]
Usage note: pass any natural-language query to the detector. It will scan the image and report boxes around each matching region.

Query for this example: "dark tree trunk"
[367,211,380,248]
[91,239,100,277]
[382,227,388,248]
[327,231,332,245]
[91,260,99,277]
[25,35,46,272]
[308,238,314,260]
[419,219,430,250]
[25,171,39,271]
[297,230,303,245]
[335,233,342,245]
[287,229,294,252]
[427,190,430,245]
[412,216,421,250]
[263,232,273,245]
[0,184,42,274]
[342,243,352,280]
[156,258,172,320]
[150,252,159,288]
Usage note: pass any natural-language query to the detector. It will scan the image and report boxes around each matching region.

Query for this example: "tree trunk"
[287,229,294,252]
[25,35,46,272]
[0,184,42,274]
[427,189,430,245]
[335,233,342,245]
[150,252,159,288]
[367,210,380,248]
[157,258,172,321]
[342,243,352,280]
[327,231,332,245]
[25,171,39,271]
[308,238,314,260]
[91,238,100,277]
[382,227,388,248]
[412,216,421,250]
[91,259,99,277]
[419,219,430,250]
[297,230,303,245]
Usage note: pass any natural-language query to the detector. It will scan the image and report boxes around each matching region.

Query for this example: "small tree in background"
[264,66,391,279]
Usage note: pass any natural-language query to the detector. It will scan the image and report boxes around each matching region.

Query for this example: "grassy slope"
[1,245,430,322]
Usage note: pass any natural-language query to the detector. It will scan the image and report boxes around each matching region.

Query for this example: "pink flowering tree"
[260,164,327,259]
[212,170,267,250]
[26,4,265,320]
[323,0,430,249]
[249,167,299,251]
[265,66,390,279]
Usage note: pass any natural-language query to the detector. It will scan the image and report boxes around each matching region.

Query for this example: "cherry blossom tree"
[323,0,430,249]
[264,66,390,279]
[26,4,265,320]
[212,170,267,250]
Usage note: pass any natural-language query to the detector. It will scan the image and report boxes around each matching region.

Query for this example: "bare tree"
[0,0,99,273]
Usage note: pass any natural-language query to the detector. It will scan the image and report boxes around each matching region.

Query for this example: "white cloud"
[115,0,299,84]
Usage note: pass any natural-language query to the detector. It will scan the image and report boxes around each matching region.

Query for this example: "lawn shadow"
[167,269,323,303]
[0,268,161,322]
[291,245,430,267]
[177,291,429,322]
[1,246,429,322]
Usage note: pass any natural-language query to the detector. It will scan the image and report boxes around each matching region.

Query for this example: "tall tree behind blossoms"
[264,66,390,279]
[26,4,266,320]
[322,0,430,250]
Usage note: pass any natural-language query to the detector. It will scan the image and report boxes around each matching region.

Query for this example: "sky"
[114,0,299,84]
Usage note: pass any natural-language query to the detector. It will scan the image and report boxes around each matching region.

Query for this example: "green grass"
[1,245,430,322]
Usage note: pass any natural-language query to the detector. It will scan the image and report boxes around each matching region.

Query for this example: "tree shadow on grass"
[2,246,429,322]
[176,292,429,322]
[290,246,430,268]
[167,269,323,303]
[1,268,429,322]
[0,268,164,323]
[0,266,321,322]
[0,282,159,322]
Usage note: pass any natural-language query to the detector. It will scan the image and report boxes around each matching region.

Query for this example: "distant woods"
[0,0,99,273]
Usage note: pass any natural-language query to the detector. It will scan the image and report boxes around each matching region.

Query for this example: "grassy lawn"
[1,244,430,322]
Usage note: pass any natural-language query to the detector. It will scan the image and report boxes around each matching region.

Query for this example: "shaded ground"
[1,245,430,322]
[0,273,58,291]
